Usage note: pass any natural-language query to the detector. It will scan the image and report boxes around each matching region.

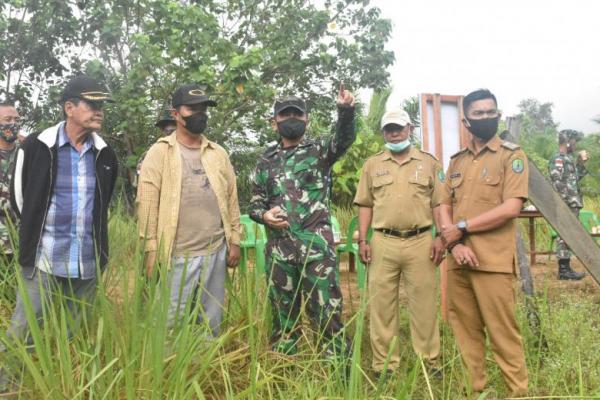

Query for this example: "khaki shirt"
[440,136,528,273]
[137,132,241,263]
[354,147,445,230]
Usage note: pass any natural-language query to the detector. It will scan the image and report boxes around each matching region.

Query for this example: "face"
[161,123,176,135]
[65,99,104,131]
[271,108,307,130]
[0,105,20,125]
[567,138,578,153]
[464,98,500,121]
[382,123,410,142]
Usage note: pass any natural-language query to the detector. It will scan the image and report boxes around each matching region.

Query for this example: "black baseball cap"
[273,96,307,116]
[155,110,176,128]
[171,84,217,108]
[61,75,114,103]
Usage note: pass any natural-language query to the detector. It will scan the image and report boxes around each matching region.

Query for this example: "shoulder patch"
[501,141,520,151]
[512,158,525,173]
[450,148,468,159]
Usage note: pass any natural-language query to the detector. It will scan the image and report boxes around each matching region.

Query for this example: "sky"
[364,0,600,133]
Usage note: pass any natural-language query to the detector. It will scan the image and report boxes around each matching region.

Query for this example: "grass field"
[0,202,599,399]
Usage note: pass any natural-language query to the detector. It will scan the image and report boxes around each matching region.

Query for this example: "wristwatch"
[456,219,468,236]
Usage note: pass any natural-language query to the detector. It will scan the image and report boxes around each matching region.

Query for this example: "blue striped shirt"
[36,123,97,279]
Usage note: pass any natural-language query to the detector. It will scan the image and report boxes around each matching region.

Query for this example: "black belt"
[375,225,431,238]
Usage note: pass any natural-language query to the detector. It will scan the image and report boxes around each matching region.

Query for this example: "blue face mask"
[385,139,411,153]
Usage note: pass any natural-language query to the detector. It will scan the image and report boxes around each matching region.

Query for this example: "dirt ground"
[337,255,600,318]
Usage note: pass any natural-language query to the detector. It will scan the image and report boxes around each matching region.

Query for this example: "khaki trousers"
[368,230,440,371]
[447,269,528,396]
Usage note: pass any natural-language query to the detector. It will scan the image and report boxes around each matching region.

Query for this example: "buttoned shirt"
[354,146,444,230]
[36,123,96,279]
[440,136,528,273]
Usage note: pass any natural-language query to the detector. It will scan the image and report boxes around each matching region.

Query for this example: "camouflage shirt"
[549,151,588,209]
[249,107,355,245]
[0,144,18,253]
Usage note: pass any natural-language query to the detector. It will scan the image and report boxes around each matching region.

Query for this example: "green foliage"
[1,206,600,398]
[1,0,395,209]
[331,89,390,208]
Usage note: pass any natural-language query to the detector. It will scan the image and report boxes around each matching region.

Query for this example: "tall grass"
[0,205,598,399]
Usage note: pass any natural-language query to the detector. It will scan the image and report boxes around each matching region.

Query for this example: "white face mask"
[384,138,411,153]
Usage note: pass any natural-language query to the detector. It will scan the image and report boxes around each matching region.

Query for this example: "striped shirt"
[36,123,97,279]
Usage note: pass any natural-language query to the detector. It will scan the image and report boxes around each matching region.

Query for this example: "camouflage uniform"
[249,106,355,356]
[0,146,18,257]
[549,151,588,260]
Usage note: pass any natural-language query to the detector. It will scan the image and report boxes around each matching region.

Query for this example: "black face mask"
[277,118,306,140]
[0,123,19,143]
[466,117,499,141]
[182,113,208,135]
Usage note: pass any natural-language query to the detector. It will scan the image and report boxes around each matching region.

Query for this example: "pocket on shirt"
[477,175,502,204]
[294,163,324,191]
[372,174,393,197]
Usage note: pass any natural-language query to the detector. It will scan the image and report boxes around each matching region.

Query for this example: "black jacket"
[10,122,119,272]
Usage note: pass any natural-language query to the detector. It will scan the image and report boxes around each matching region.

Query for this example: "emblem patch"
[512,158,524,173]
[437,170,445,183]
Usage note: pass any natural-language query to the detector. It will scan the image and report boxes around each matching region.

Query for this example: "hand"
[578,150,589,163]
[451,244,479,268]
[359,241,372,264]
[441,224,463,246]
[263,206,290,230]
[227,244,241,267]
[144,251,157,277]
[336,81,355,108]
[430,236,445,266]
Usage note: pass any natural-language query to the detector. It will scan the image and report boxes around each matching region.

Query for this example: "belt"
[374,225,431,239]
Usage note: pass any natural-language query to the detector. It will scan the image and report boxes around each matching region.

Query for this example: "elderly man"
[354,108,444,380]
[0,103,20,259]
[137,84,241,335]
[2,75,119,388]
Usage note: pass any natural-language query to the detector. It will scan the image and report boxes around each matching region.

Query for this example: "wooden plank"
[420,94,430,151]
[505,124,600,285]
[432,94,443,161]
[527,160,600,284]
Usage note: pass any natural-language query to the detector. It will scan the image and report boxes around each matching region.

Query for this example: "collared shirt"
[137,132,241,263]
[354,146,444,230]
[36,123,96,279]
[440,135,528,273]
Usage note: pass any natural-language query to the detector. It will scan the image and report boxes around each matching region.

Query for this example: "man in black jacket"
[1,75,118,389]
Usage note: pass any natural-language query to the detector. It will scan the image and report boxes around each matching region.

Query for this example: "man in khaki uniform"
[354,108,445,379]
[439,89,528,397]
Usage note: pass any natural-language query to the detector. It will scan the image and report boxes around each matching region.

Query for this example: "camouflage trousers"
[265,236,351,358]
[556,208,580,260]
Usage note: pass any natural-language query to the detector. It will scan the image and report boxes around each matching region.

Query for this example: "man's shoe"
[374,369,395,382]
[558,259,585,280]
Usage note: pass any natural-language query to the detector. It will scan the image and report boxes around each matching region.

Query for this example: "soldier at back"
[548,129,589,280]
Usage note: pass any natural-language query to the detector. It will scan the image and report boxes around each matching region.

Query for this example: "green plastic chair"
[239,214,257,274]
[549,209,600,252]
[336,216,372,290]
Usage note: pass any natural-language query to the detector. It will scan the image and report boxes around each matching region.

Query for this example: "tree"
[517,98,558,136]
[1,0,395,209]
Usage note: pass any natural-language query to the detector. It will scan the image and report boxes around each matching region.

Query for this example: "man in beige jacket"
[137,84,241,335]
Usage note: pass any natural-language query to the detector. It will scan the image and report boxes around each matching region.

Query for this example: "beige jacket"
[137,132,241,262]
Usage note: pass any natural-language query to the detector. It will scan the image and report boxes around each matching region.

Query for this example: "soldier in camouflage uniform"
[249,84,356,357]
[0,103,20,259]
[549,129,588,280]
